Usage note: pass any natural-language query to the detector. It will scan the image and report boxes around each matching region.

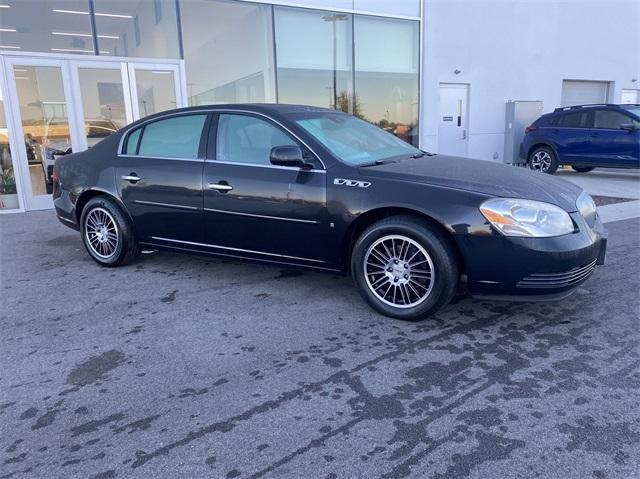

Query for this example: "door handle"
[208,182,233,192]
[122,173,141,183]
[462,129,467,140]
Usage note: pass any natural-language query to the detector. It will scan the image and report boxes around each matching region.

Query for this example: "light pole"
[322,13,348,110]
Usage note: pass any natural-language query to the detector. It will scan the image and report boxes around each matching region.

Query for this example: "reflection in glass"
[353,0,420,17]
[0,82,19,210]
[275,7,353,113]
[93,0,180,58]
[0,0,95,55]
[181,0,275,105]
[14,66,71,196]
[78,68,127,148]
[134,70,176,117]
[354,16,420,146]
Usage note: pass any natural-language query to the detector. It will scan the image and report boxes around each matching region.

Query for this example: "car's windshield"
[621,105,640,117]
[293,113,422,166]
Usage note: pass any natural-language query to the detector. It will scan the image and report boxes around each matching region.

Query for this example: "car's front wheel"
[351,216,459,321]
[528,146,558,174]
[80,196,138,267]
[572,166,595,173]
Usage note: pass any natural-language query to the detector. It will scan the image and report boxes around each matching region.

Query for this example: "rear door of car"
[115,112,210,243]
[589,109,640,167]
[202,112,332,268]
[550,110,594,165]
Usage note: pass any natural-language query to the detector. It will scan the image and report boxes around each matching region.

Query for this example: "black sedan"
[53,104,607,320]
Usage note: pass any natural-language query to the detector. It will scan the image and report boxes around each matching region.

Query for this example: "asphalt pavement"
[1,211,639,479]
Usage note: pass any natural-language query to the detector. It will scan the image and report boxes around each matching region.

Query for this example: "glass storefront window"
[0,82,19,210]
[0,0,95,55]
[78,68,127,148]
[275,7,353,113]
[353,0,420,17]
[93,0,180,58]
[134,70,177,116]
[354,16,420,146]
[181,0,275,105]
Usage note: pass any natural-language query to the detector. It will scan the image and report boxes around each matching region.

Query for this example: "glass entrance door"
[5,58,78,211]
[1,55,185,212]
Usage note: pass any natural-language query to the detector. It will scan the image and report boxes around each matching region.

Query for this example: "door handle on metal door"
[462,130,467,139]
[208,182,233,192]
[121,173,141,183]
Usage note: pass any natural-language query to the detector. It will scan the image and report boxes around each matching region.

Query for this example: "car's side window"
[216,114,298,166]
[125,127,142,154]
[135,114,207,159]
[557,111,592,128]
[594,110,633,129]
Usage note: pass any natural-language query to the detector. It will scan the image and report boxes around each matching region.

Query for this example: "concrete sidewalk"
[556,168,640,200]
[556,168,640,223]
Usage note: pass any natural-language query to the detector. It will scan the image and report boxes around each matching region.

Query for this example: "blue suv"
[521,104,640,174]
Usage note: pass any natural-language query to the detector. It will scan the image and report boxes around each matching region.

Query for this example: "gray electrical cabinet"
[504,100,544,165]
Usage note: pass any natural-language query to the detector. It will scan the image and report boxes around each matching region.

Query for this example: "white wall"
[420,0,640,161]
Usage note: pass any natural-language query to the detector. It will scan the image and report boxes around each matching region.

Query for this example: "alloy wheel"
[363,234,435,309]
[84,207,119,259]
[530,150,552,172]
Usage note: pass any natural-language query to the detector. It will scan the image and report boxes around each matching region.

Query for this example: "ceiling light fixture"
[52,31,120,39]
[15,76,30,80]
[0,28,17,32]
[0,45,20,49]
[0,5,10,8]
[52,9,132,19]
[50,47,111,54]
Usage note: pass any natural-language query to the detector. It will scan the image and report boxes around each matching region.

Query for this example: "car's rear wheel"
[572,166,595,173]
[80,196,138,267]
[351,216,459,321]
[528,146,558,174]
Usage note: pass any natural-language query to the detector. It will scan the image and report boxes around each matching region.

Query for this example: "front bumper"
[456,211,607,300]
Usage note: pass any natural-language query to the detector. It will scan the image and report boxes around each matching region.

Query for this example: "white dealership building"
[0,0,638,212]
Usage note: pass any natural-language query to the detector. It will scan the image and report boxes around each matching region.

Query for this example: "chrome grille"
[516,259,597,289]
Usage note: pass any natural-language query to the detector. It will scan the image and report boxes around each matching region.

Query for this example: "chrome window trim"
[117,108,326,170]
[119,154,204,162]
[133,200,199,211]
[203,207,320,224]
[149,236,325,263]
[204,158,326,173]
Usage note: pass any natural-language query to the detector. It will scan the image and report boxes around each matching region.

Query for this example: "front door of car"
[590,110,640,167]
[203,113,331,267]
[115,113,210,242]
[551,110,594,164]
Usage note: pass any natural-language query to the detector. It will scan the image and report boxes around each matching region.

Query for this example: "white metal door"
[438,83,469,157]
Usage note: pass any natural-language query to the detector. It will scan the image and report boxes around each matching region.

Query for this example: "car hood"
[359,155,583,212]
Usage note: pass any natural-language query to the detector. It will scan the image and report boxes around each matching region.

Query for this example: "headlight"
[480,198,574,237]
[576,191,597,226]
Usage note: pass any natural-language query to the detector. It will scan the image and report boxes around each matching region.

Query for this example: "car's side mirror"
[270,145,311,169]
[620,123,638,132]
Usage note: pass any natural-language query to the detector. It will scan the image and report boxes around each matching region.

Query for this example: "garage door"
[561,80,610,106]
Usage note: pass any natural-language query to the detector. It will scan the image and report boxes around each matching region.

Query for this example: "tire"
[572,166,595,173]
[528,146,558,174]
[351,215,459,321]
[80,196,138,267]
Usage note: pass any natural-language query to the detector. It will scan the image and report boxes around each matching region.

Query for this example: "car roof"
[146,103,338,116]
[552,104,634,113]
